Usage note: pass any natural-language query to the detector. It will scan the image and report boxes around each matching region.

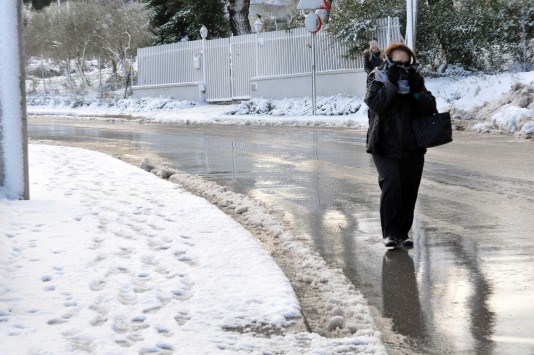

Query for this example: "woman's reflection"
[382,249,426,343]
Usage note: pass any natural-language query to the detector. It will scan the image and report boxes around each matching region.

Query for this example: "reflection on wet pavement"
[29,119,534,354]
[382,250,427,350]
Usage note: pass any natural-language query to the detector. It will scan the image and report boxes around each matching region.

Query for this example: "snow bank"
[450,82,534,139]
[162,167,384,341]
[426,71,534,112]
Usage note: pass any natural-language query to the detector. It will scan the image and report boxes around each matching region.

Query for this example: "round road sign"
[304,13,322,33]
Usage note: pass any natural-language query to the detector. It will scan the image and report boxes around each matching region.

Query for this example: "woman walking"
[364,43,437,248]
[364,40,384,75]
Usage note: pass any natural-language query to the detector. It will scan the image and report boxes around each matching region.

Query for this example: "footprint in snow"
[118,288,137,305]
[116,246,134,258]
[89,279,106,292]
[174,251,197,267]
[63,333,95,353]
[43,285,56,291]
[128,315,149,332]
[174,310,191,326]
[52,265,63,271]
[154,325,173,337]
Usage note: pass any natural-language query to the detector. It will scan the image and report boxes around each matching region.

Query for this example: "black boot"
[398,234,414,248]
[383,236,398,248]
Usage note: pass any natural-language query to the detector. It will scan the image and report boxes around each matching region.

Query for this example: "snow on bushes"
[229,95,363,116]
[27,95,197,113]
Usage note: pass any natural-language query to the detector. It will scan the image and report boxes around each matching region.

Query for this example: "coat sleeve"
[412,86,438,117]
[364,56,372,74]
[364,73,398,115]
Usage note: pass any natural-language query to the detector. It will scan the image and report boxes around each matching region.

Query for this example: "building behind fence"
[133,17,403,102]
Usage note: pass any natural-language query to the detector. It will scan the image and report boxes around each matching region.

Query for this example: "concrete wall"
[133,70,368,102]
[132,82,205,102]
[250,69,368,99]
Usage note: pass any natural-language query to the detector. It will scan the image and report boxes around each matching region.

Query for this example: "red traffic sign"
[304,13,322,33]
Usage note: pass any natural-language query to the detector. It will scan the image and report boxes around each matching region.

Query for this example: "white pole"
[413,0,418,52]
[387,16,391,47]
[406,0,413,49]
[255,31,259,77]
[406,0,417,51]
[0,0,29,200]
[311,32,317,116]
[202,37,207,84]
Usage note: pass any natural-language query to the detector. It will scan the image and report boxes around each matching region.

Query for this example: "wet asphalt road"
[28,118,534,354]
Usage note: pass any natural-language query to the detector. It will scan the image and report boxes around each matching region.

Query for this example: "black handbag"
[412,112,453,148]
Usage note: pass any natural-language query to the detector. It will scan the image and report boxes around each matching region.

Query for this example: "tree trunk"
[228,0,251,35]
[75,57,90,87]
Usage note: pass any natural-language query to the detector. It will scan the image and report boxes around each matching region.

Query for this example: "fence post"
[0,0,29,200]
[229,35,235,100]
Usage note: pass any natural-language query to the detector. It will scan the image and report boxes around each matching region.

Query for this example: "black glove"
[408,68,425,93]
[387,66,400,85]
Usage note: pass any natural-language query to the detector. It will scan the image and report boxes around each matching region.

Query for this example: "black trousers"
[372,154,424,239]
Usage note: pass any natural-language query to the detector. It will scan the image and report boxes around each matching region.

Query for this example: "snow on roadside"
[0,144,386,354]
[27,95,196,116]
[425,71,534,112]
[228,95,363,116]
[164,167,384,342]
[26,71,534,137]
[449,81,534,138]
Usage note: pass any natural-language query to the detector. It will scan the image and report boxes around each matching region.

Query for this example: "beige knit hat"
[369,40,379,49]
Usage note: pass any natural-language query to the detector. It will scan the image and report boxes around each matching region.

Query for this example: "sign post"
[304,13,322,116]
[299,0,332,116]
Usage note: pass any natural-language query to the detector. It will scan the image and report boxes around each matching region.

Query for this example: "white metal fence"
[136,17,403,102]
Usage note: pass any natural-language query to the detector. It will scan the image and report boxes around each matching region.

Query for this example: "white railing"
[136,17,402,101]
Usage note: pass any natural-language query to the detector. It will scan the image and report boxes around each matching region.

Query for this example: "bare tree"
[24,1,153,93]
[95,0,153,75]
[24,3,101,87]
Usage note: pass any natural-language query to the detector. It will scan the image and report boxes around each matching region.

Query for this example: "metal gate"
[204,36,256,102]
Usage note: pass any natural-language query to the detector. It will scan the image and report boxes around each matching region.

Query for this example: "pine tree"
[145,0,229,44]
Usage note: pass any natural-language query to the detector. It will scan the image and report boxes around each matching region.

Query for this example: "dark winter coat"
[364,50,384,75]
[364,65,437,159]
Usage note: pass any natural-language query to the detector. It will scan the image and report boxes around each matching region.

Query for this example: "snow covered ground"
[26,71,534,137]
[0,145,386,354]
[5,63,533,352]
